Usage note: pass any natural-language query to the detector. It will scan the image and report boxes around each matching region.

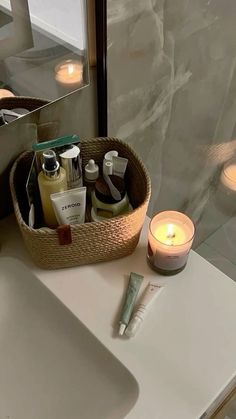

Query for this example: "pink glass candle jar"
[147,211,195,275]
[55,59,83,87]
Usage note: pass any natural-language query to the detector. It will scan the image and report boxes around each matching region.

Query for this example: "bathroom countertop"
[1,215,236,419]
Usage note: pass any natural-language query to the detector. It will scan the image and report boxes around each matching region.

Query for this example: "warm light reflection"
[55,60,83,86]
[154,223,187,246]
[0,89,14,98]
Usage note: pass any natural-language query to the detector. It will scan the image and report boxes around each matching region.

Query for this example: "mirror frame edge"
[95,0,107,137]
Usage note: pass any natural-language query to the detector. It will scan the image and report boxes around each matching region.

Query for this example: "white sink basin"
[0,257,138,419]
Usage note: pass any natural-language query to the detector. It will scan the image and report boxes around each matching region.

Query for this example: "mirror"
[0,0,89,125]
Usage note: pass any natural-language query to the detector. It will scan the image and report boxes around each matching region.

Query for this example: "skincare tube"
[112,156,128,179]
[119,272,143,336]
[50,187,86,225]
[125,282,163,338]
[103,150,118,175]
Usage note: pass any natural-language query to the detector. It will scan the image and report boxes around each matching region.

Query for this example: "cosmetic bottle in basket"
[84,159,99,199]
[38,150,67,228]
[91,175,130,221]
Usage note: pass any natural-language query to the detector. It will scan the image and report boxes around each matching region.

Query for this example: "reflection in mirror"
[0,0,89,125]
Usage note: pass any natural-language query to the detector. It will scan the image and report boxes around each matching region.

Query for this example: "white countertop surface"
[1,215,236,419]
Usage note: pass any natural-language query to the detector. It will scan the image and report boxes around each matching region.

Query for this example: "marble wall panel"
[107,0,236,246]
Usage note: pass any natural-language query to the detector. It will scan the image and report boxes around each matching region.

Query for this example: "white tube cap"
[104,150,118,161]
[103,160,113,176]
[125,316,142,338]
[85,159,99,181]
[118,323,126,336]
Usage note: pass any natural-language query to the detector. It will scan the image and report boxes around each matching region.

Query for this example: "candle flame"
[68,64,74,75]
[166,223,175,239]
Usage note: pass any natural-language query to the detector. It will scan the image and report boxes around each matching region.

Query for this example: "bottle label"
[148,240,189,271]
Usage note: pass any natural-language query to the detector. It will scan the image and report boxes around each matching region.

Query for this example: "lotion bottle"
[84,159,99,199]
[38,149,67,228]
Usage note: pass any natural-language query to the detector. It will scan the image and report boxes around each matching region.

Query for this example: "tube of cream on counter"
[112,156,128,179]
[119,272,143,336]
[50,187,86,225]
[125,282,163,338]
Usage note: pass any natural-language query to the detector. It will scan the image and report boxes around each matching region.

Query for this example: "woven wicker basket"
[0,96,49,112]
[10,137,151,269]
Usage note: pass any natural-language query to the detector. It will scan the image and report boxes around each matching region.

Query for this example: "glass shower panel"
[107,0,236,281]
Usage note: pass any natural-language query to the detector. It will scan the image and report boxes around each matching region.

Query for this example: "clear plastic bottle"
[38,150,67,228]
[84,159,99,199]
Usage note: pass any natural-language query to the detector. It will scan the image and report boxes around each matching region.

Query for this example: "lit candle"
[220,158,236,191]
[0,89,14,98]
[147,211,195,275]
[55,59,83,87]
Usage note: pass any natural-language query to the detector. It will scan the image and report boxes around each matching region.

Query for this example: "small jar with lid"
[91,175,130,221]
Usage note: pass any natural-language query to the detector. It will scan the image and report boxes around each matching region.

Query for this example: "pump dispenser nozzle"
[38,149,67,227]
[42,150,60,178]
